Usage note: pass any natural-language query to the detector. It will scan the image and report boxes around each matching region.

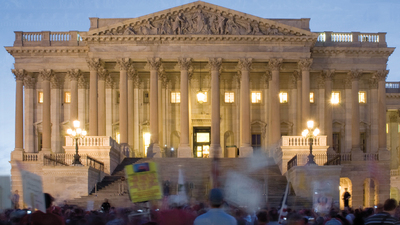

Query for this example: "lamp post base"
[305,154,317,166]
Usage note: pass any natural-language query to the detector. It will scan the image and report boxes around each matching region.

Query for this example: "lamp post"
[302,120,320,166]
[67,120,87,166]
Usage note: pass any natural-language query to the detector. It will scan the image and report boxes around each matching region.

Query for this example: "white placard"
[86,200,94,211]
[0,176,11,209]
[21,170,46,213]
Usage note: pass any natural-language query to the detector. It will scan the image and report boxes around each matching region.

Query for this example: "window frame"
[38,91,43,104]
[310,92,315,103]
[331,91,340,104]
[64,91,71,104]
[171,91,181,103]
[224,91,235,103]
[251,91,262,104]
[279,92,288,104]
[358,91,367,104]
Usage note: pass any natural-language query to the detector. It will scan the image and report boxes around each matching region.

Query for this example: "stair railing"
[287,155,298,171]
[87,156,105,172]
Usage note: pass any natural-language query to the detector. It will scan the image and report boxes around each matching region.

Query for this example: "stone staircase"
[67,157,311,210]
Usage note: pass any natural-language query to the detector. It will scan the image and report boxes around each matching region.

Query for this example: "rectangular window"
[143,91,149,103]
[38,91,43,103]
[251,92,262,103]
[331,92,340,104]
[143,132,151,157]
[279,92,288,103]
[387,123,389,133]
[171,92,181,103]
[64,92,71,103]
[333,132,341,153]
[359,91,366,103]
[225,92,234,103]
[251,134,261,152]
[310,92,314,103]
[197,91,207,103]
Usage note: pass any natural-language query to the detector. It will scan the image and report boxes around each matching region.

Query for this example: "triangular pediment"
[86,1,316,38]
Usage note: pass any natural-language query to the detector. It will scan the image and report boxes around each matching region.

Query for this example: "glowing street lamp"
[302,120,320,166]
[66,120,87,166]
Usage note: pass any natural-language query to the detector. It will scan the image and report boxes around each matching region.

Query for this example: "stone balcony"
[314,31,387,47]
[13,31,86,47]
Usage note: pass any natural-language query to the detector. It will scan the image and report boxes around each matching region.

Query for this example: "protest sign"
[21,170,46,212]
[87,200,94,211]
[125,162,162,203]
[0,176,11,210]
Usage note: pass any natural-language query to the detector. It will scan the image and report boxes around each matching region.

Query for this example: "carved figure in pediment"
[251,22,263,35]
[192,9,207,34]
[172,13,185,35]
[266,27,279,35]
[140,21,158,35]
[161,16,173,35]
[217,14,226,35]
[124,26,136,35]
[208,15,218,34]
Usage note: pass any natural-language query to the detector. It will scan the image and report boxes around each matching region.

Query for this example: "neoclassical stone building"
[7,1,400,208]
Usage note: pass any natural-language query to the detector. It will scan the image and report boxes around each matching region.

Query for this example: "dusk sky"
[0,0,399,175]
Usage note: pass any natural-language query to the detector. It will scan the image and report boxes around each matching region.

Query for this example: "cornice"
[311,46,394,57]
[387,93,400,99]
[5,46,88,56]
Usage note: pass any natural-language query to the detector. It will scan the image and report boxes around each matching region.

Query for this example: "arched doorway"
[340,177,352,209]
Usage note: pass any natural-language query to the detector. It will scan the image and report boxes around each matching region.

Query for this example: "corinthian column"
[177,58,193,158]
[269,58,282,146]
[298,59,313,127]
[12,69,26,151]
[238,58,253,157]
[146,58,162,157]
[39,69,53,153]
[323,70,335,149]
[349,70,362,152]
[86,58,101,136]
[374,70,389,151]
[24,75,36,153]
[98,68,108,136]
[208,58,222,158]
[127,65,137,151]
[51,76,62,153]
[78,75,87,131]
[133,76,140,156]
[117,58,130,145]
[67,69,80,122]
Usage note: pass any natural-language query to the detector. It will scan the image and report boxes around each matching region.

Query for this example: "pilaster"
[298,59,313,128]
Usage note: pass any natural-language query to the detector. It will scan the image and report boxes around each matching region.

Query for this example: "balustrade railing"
[281,136,327,146]
[43,154,69,166]
[42,153,104,171]
[50,32,70,41]
[23,153,39,161]
[287,155,297,171]
[315,32,384,44]
[331,33,353,42]
[22,32,42,42]
[363,153,379,161]
[14,31,83,46]
[66,136,118,147]
[86,156,105,172]
[359,33,379,42]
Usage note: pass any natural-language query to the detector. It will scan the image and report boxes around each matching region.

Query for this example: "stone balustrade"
[14,31,84,47]
[66,136,120,148]
[386,82,400,93]
[23,153,39,161]
[281,136,327,147]
[315,31,386,47]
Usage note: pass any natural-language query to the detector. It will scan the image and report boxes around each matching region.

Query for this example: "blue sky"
[0,0,399,175]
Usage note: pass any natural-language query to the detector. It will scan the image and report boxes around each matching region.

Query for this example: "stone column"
[349,70,362,152]
[369,79,379,152]
[39,69,53,152]
[323,70,335,149]
[263,72,271,147]
[105,76,114,137]
[67,69,80,122]
[344,78,352,152]
[78,75,87,131]
[146,58,162,157]
[290,72,298,135]
[133,75,140,156]
[238,58,253,157]
[375,70,389,151]
[86,58,101,136]
[298,59,313,127]
[128,65,137,151]
[12,69,26,152]
[24,75,36,153]
[177,58,193,158]
[50,76,62,153]
[98,68,108,136]
[388,111,399,169]
[268,58,282,146]
[117,58,131,145]
[295,71,302,135]
[208,58,223,158]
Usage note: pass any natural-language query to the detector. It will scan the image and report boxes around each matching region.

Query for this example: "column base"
[11,149,24,161]
[239,146,253,157]
[209,144,222,158]
[178,145,193,158]
[147,143,161,158]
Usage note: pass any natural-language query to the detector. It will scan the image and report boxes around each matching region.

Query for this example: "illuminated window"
[171,92,180,103]
[251,92,262,103]
[359,91,366,103]
[143,132,151,157]
[279,92,288,103]
[64,92,71,103]
[386,124,389,134]
[38,91,43,103]
[197,91,207,103]
[197,133,210,143]
[225,92,234,103]
[310,92,314,103]
[116,132,120,144]
[398,124,400,133]
[331,92,340,104]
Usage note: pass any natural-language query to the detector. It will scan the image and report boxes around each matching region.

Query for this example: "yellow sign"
[125,162,162,203]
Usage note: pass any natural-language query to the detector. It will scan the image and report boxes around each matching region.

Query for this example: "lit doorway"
[193,127,211,158]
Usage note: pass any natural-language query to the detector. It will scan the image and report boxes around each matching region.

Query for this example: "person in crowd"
[194,188,237,225]
[11,190,19,209]
[365,199,400,225]
[101,199,111,213]
[256,210,268,225]
[343,189,351,208]
[268,208,279,225]
[325,208,343,225]
[157,195,196,225]
[287,213,306,225]
[19,193,65,225]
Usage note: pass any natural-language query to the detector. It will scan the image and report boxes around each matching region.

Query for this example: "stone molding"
[317,73,325,89]
[98,68,108,81]
[86,58,101,71]
[344,78,352,89]
[159,65,169,88]
[237,58,252,72]
[116,58,131,71]
[262,70,271,89]
[127,65,137,80]
[387,93,400,98]
[78,75,87,89]
[348,70,363,81]
[298,58,313,71]
[177,58,192,71]
[146,58,162,71]
[369,78,378,89]
[12,69,26,81]
[24,75,36,89]
[39,69,53,81]
[5,47,88,55]
[51,75,61,89]
[132,75,140,88]
[268,58,282,71]
[67,69,81,81]
[373,70,389,81]
[389,111,398,122]
[105,75,114,89]
[207,58,223,72]
[312,47,394,57]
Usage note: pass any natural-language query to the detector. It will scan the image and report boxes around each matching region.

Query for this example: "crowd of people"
[1,190,400,225]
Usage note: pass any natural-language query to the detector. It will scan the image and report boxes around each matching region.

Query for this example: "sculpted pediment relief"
[87,1,314,37]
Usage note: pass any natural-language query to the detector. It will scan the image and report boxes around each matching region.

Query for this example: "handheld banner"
[125,162,162,203]
[21,170,46,212]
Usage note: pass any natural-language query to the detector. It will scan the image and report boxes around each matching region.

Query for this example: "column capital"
[116,58,131,71]
[86,58,102,71]
[127,65,137,80]
[78,75,87,89]
[146,57,162,71]
[39,69,53,81]
[24,75,36,89]
[67,69,81,81]
[322,69,335,81]
[290,73,297,89]
[373,70,389,81]
[268,58,283,71]
[207,58,223,72]
[298,58,313,71]
[105,75,114,89]
[344,77,352,89]
[318,73,325,89]
[98,68,109,81]
[159,65,169,88]
[177,58,192,71]
[51,75,61,89]
[369,78,378,89]
[348,70,363,81]
[12,69,26,81]
[237,58,253,72]
[133,75,140,88]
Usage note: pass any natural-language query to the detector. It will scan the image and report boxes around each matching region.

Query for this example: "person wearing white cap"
[194,188,237,225]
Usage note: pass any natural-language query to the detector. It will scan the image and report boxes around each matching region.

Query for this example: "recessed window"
[171,92,180,103]
[143,91,149,103]
[38,91,43,103]
[310,92,314,103]
[197,91,207,103]
[251,92,262,103]
[64,92,71,103]
[359,91,366,103]
[386,123,389,134]
[225,92,234,103]
[116,132,120,144]
[331,92,340,104]
[279,92,288,103]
